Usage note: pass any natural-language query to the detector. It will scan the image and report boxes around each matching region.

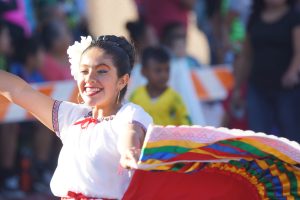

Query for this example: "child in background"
[10,36,44,83]
[130,46,191,126]
[160,21,201,69]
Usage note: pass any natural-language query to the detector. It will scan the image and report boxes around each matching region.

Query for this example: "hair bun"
[95,35,135,69]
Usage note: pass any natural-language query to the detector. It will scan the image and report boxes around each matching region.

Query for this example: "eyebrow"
[80,63,111,68]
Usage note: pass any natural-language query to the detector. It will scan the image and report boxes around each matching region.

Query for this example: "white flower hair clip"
[67,36,93,80]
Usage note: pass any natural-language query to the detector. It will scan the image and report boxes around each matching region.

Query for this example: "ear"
[118,74,130,90]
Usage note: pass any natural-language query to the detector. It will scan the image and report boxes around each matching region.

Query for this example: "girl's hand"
[117,122,146,169]
[120,147,141,169]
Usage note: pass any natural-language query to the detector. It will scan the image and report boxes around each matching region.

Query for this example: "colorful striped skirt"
[124,126,300,200]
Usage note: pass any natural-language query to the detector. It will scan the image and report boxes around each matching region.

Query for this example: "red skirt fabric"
[123,168,260,200]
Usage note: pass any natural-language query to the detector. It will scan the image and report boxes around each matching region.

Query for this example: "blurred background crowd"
[0,0,300,199]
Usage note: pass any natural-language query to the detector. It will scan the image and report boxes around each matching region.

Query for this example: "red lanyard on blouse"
[74,115,115,129]
[74,117,98,129]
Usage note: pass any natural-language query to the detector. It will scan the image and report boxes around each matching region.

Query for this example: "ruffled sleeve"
[52,100,90,140]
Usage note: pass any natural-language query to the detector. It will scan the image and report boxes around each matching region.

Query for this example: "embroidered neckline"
[85,111,115,122]
[74,111,115,129]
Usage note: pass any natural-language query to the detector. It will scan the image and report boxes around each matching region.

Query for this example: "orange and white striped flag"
[191,66,234,101]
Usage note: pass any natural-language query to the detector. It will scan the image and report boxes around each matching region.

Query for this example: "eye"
[80,70,88,75]
[97,69,108,74]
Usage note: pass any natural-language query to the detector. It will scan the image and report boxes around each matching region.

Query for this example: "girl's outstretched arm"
[0,70,55,131]
[118,123,145,169]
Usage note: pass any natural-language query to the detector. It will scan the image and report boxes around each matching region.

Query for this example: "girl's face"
[77,47,128,108]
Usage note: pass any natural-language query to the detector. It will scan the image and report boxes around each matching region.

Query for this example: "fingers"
[120,148,141,170]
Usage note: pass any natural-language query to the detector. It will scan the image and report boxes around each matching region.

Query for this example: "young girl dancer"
[0,35,153,199]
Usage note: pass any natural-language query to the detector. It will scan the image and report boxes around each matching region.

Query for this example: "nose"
[85,70,97,83]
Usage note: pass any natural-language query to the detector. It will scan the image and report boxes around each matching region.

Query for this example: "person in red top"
[135,0,196,37]
[40,20,73,81]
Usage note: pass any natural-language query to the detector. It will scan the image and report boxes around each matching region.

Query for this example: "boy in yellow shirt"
[130,46,191,126]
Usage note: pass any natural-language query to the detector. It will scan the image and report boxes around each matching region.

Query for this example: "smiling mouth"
[84,87,103,96]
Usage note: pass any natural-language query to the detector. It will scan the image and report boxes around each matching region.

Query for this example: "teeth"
[85,88,101,92]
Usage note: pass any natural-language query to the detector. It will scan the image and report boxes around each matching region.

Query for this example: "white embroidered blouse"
[50,101,153,199]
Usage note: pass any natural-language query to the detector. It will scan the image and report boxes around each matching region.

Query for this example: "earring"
[116,91,120,104]
[77,93,84,104]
